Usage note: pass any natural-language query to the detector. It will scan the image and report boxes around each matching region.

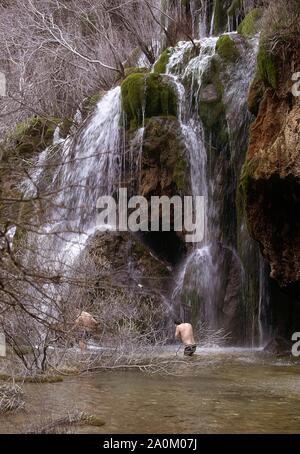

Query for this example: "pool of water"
[1,349,300,433]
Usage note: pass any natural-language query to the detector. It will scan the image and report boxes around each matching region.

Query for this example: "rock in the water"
[263,337,292,355]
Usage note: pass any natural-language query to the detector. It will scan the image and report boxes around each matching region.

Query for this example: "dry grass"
[261,0,300,53]
[27,411,105,434]
[0,383,25,413]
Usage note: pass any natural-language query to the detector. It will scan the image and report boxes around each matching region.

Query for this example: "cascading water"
[164,38,222,330]
[25,87,122,267]
[160,30,265,345]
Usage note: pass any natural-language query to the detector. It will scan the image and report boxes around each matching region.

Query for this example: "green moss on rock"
[227,0,242,17]
[121,73,177,130]
[10,117,57,156]
[216,35,239,62]
[237,8,263,37]
[82,91,106,118]
[257,42,278,90]
[121,73,146,129]
[124,67,149,78]
[247,75,265,116]
[142,117,188,193]
[153,48,171,74]
[212,0,229,35]
[59,118,73,138]
[146,74,177,118]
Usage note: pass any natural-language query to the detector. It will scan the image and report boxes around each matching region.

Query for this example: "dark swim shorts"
[77,329,91,341]
[184,344,197,356]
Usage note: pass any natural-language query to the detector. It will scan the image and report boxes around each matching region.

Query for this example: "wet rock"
[242,36,300,290]
[121,73,177,130]
[263,337,292,355]
[140,117,189,196]
[87,230,171,292]
[216,35,240,62]
[247,75,265,116]
[199,84,219,103]
[237,8,263,38]
[198,57,229,149]
[8,116,57,157]
[243,90,300,287]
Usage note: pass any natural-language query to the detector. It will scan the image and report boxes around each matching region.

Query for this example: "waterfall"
[196,0,209,38]
[25,87,122,267]
[166,37,217,242]
[160,31,264,344]
[19,3,267,346]
[164,37,222,331]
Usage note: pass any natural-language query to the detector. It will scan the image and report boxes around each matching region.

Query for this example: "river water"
[1,349,300,434]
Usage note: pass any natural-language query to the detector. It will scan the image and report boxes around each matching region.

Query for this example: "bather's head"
[173,319,182,326]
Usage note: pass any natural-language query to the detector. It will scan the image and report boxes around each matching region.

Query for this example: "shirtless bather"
[174,320,197,356]
[74,311,99,352]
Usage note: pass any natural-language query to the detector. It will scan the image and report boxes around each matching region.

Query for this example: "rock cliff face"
[243,45,300,289]
[121,72,189,264]
[87,230,171,293]
[241,39,300,337]
[140,117,188,198]
[85,231,172,338]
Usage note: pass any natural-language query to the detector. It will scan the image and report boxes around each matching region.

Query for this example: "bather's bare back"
[75,311,99,331]
[175,323,195,345]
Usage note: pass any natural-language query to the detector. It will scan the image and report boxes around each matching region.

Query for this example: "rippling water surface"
[1,349,300,434]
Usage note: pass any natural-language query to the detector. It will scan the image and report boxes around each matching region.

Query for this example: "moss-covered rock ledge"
[121,73,177,130]
[141,117,188,196]
[216,35,240,62]
[237,8,263,37]
[8,116,58,157]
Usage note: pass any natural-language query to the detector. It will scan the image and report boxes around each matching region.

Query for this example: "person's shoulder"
[184,322,192,328]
